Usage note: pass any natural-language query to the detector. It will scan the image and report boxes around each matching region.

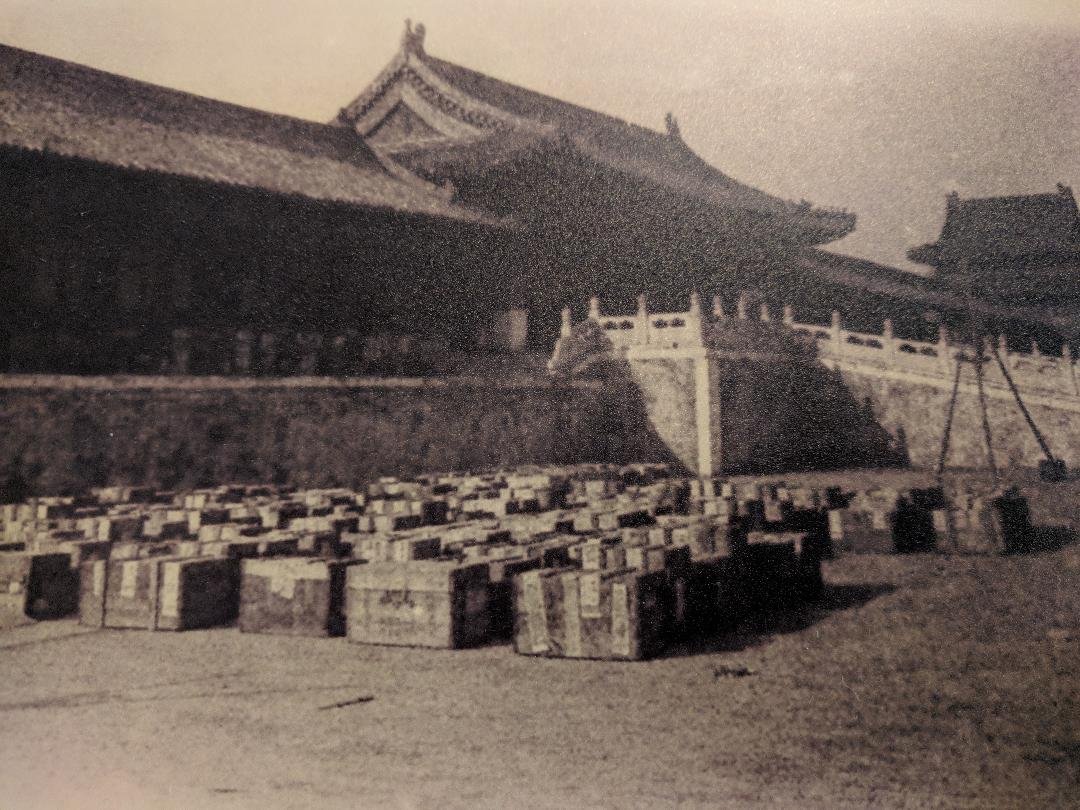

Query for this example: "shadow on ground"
[1024,525,1078,555]
[663,581,896,659]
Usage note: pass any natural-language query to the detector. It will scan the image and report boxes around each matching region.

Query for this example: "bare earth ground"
[1,549,1078,810]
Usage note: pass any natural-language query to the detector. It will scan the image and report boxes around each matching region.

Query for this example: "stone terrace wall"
[798,315,1080,468]
[0,375,677,498]
[838,362,1080,470]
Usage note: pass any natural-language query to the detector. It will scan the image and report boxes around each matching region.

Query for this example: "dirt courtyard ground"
[1,549,1077,809]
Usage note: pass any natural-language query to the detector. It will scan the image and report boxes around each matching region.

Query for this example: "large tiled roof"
[0,43,495,224]
[337,27,855,244]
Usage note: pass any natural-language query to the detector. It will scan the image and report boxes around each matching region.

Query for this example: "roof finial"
[402,19,426,56]
[664,112,681,140]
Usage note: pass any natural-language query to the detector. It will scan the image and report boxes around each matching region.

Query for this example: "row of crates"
[3,465,1062,658]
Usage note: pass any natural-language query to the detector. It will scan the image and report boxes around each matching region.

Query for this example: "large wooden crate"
[345,561,491,649]
[0,551,78,623]
[155,558,241,630]
[485,555,543,640]
[740,534,801,609]
[239,558,359,637]
[828,508,894,554]
[512,567,670,661]
[102,557,240,630]
[680,552,744,637]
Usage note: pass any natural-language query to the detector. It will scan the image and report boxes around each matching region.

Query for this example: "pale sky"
[3,0,1079,273]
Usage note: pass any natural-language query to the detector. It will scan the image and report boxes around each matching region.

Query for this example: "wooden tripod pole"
[959,257,999,484]
[989,342,1058,466]
[973,339,999,484]
[936,354,963,487]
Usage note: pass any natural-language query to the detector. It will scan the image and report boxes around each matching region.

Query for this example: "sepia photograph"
[0,1,1078,807]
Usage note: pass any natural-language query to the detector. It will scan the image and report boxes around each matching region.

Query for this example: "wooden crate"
[239,558,360,637]
[486,555,543,640]
[346,561,491,649]
[513,567,671,661]
[102,557,240,630]
[78,559,108,627]
[0,551,78,623]
[681,552,744,636]
[57,539,112,566]
[0,552,34,626]
[155,558,241,631]
[740,535,800,609]
[828,508,894,554]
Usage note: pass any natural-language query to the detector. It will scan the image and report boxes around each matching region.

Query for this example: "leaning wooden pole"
[973,342,999,484]
[955,256,1000,484]
[936,354,963,486]
[988,343,1057,465]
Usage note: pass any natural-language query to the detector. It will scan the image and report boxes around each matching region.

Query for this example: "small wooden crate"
[345,561,491,649]
[513,567,670,661]
[0,551,78,623]
[828,508,894,554]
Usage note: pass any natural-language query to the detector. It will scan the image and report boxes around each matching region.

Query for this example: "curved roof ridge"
[0,42,499,224]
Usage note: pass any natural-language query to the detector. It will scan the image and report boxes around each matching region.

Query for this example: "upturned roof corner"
[402,19,427,57]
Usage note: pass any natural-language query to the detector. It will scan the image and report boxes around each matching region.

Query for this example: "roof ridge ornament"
[402,19,426,57]
[664,112,681,140]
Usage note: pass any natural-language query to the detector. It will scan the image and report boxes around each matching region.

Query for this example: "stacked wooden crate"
[345,560,492,649]
[239,557,362,637]
[80,556,240,630]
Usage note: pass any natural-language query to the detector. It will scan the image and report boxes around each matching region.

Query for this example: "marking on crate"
[561,572,582,658]
[270,571,296,600]
[91,562,105,599]
[610,582,630,658]
[579,572,602,619]
[522,572,549,653]
[159,564,180,618]
[120,561,138,600]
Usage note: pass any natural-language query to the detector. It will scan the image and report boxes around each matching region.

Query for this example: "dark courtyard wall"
[0,376,677,498]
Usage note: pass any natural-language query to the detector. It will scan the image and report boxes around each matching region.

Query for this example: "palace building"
[909,185,1080,313]
[0,23,1073,373]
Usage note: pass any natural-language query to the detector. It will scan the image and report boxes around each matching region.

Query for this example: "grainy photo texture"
[0,2,1078,808]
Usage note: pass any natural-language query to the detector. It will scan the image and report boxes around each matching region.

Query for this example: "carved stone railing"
[563,292,1080,401]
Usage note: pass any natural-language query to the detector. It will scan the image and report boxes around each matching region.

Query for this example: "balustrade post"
[937,325,951,375]
[689,291,702,316]
[637,294,649,345]
[1063,343,1075,395]
[688,291,703,345]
